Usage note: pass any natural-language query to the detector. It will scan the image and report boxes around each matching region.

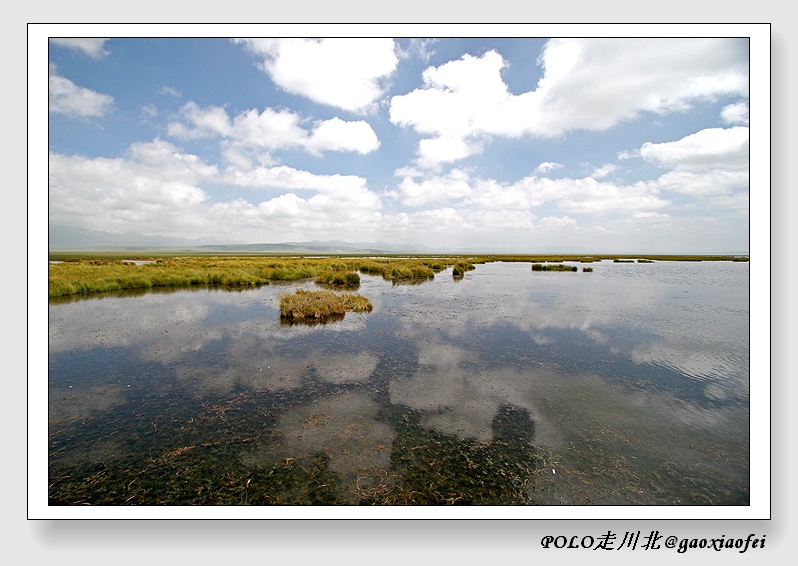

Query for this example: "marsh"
[48,259,749,505]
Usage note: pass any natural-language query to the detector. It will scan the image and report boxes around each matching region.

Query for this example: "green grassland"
[47,255,460,298]
[48,253,748,298]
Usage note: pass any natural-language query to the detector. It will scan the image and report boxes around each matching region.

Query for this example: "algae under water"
[47,260,750,506]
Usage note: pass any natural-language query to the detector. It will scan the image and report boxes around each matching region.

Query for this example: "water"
[48,260,750,505]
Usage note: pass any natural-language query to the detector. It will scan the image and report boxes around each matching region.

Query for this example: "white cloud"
[393,168,669,215]
[417,136,482,169]
[532,38,748,133]
[140,104,158,119]
[168,102,380,160]
[158,85,182,97]
[632,211,669,219]
[391,169,472,207]
[203,185,383,241]
[233,38,398,113]
[640,127,749,171]
[591,164,617,179]
[49,38,110,59]
[222,164,372,196]
[396,38,438,63]
[536,162,563,174]
[306,117,380,155]
[49,140,215,234]
[539,215,577,227]
[720,101,750,125]
[49,138,384,242]
[652,170,749,197]
[48,62,114,118]
[390,39,748,169]
[554,178,669,214]
[631,127,749,209]
[167,101,233,139]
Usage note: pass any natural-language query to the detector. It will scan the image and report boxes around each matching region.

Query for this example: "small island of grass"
[452,260,476,277]
[279,289,373,322]
[314,270,361,289]
[532,263,577,272]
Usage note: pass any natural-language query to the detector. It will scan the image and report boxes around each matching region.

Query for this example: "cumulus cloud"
[651,170,749,197]
[233,38,399,113]
[390,39,748,169]
[221,164,373,196]
[390,168,472,207]
[536,162,563,174]
[591,164,618,179]
[168,102,234,139]
[720,101,750,125]
[49,38,110,59]
[392,168,669,215]
[49,139,214,234]
[168,102,380,160]
[49,138,384,242]
[305,117,380,155]
[635,127,749,203]
[49,62,114,118]
[640,127,749,171]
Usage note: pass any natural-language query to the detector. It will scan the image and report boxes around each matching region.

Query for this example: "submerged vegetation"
[48,389,545,505]
[279,289,373,322]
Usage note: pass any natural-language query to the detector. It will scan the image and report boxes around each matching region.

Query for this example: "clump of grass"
[637,259,654,263]
[279,289,373,321]
[422,260,447,272]
[532,263,577,272]
[613,259,635,263]
[452,260,476,277]
[582,267,593,272]
[356,260,435,281]
[314,270,361,289]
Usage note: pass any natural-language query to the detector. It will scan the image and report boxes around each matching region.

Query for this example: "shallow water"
[48,260,749,505]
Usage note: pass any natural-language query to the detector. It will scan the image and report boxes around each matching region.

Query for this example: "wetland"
[47,256,750,506]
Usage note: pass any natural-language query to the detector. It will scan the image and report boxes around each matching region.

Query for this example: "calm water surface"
[48,260,749,505]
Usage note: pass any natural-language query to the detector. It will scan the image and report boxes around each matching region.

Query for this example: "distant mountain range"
[47,224,748,256]
[47,224,442,255]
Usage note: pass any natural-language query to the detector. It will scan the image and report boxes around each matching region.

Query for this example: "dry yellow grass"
[279,289,373,321]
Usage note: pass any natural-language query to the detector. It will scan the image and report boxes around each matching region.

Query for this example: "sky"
[46,33,755,253]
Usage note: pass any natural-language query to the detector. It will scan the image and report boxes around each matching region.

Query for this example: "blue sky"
[46,33,754,253]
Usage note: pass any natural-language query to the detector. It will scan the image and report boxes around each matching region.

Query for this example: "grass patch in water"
[279,289,373,322]
[48,253,747,298]
[532,263,578,272]
[452,260,476,277]
[314,270,361,289]
[48,256,443,298]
